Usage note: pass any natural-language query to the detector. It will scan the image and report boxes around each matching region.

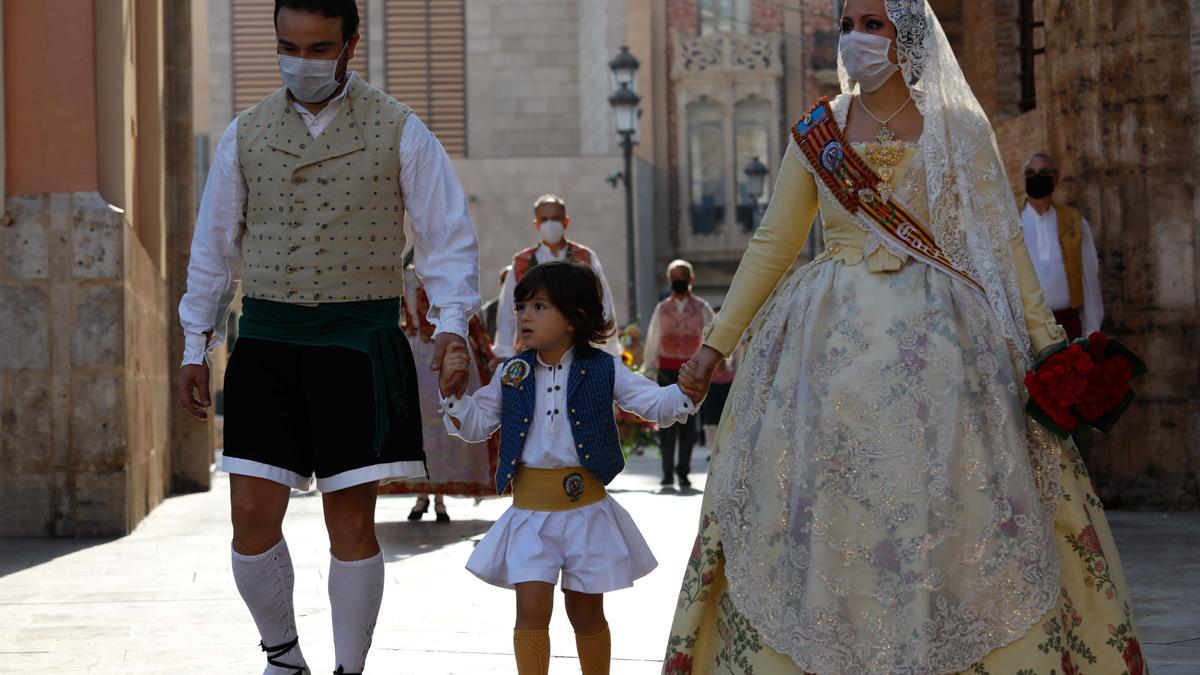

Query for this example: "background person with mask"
[642,260,713,488]
[1020,151,1104,340]
[492,194,620,358]
[174,1,480,672]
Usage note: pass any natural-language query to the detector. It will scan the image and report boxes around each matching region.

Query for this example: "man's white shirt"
[178,73,480,365]
[1020,202,1104,336]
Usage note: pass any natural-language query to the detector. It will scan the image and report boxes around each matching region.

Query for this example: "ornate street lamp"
[743,156,768,200]
[743,155,768,229]
[608,46,640,97]
[608,46,641,325]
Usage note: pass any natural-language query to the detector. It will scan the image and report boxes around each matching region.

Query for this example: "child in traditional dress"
[439,260,701,675]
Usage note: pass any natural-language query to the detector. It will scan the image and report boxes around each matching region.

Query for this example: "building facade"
[943,0,1199,508]
[0,0,211,536]
[632,0,840,300]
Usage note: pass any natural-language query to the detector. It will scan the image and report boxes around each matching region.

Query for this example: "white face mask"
[538,220,565,245]
[277,42,348,103]
[839,31,899,93]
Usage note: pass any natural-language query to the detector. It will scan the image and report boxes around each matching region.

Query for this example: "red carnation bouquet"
[1024,332,1147,441]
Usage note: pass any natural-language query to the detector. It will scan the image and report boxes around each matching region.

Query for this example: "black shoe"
[660,477,674,486]
[260,637,308,674]
[678,475,692,489]
[434,505,451,523]
[407,497,430,521]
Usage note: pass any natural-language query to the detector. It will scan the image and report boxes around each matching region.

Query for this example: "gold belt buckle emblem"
[562,473,586,502]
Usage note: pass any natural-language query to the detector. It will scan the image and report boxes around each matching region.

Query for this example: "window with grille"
[699,0,752,36]
[734,98,770,232]
[1018,0,1044,112]
[688,99,726,235]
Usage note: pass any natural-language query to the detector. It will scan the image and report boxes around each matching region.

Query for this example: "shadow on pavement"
[0,537,116,579]
[375,519,492,563]
[607,486,702,497]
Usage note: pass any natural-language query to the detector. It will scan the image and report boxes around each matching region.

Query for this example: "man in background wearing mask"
[642,260,713,488]
[1020,152,1103,340]
[492,194,620,357]
[174,1,480,672]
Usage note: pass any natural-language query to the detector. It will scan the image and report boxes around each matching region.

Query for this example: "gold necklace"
[857,96,912,190]
[858,95,912,144]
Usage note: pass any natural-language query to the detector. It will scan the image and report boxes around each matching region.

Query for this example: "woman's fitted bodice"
[817,141,926,271]
[703,94,1066,358]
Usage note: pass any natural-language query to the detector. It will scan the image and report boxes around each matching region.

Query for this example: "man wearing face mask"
[1020,152,1103,340]
[174,1,480,672]
[492,194,621,358]
[642,260,713,488]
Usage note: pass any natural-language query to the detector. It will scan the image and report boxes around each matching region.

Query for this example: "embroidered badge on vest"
[563,472,586,502]
[501,360,530,388]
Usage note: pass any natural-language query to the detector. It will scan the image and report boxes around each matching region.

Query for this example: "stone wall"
[956,0,1199,507]
[465,0,583,159]
[0,193,171,535]
[577,0,626,157]
[1050,0,1198,508]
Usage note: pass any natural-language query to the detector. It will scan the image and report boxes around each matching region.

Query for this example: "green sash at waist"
[238,297,415,456]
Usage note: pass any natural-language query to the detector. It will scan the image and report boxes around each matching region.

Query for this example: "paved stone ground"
[0,449,1196,674]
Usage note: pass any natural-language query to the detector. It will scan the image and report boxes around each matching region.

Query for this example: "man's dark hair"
[274,0,360,43]
[514,261,615,350]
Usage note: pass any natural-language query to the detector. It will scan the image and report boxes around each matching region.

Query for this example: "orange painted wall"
[5,0,99,195]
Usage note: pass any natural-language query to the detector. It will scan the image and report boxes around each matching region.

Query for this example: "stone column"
[165,0,212,493]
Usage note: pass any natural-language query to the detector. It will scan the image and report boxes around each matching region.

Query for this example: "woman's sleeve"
[1010,231,1068,353]
[703,142,820,356]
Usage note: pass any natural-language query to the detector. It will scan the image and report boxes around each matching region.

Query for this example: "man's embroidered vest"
[495,347,622,495]
[657,296,707,368]
[1055,204,1085,310]
[511,241,594,283]
[236,77,410,303]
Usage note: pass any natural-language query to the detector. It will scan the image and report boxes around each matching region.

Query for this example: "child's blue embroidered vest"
[495,347,623,494]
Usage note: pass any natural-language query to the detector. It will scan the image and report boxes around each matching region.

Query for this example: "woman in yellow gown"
[662,2,1148,674]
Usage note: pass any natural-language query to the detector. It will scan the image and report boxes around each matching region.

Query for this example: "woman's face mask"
[277,42,348,103]
[839,31,899,93]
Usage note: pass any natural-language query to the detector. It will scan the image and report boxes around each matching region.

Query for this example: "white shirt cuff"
[667,384,702,425]
[431,310,468,341]
[440,394,467,433]
[182,333,210,367]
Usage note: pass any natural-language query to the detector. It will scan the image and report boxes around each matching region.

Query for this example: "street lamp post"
[743,156,768,229]
[608,46,641,326]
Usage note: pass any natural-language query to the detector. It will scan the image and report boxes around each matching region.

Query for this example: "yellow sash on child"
[511,466,607,511]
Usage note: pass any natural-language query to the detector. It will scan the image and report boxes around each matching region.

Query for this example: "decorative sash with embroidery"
[792,98,985,295]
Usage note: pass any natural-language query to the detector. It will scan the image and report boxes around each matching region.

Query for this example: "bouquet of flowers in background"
[1024,332,1147,441]
[616,348,658,458]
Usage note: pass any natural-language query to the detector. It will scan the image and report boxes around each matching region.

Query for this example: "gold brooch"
[501,360,530,388]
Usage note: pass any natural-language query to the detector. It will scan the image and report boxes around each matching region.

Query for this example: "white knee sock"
[231,539,308,674]
[329,551,385,673]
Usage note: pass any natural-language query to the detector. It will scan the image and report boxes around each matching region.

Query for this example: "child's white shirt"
[443,349,697,468]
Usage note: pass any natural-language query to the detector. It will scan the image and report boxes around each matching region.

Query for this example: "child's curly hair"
[513,260,615,350]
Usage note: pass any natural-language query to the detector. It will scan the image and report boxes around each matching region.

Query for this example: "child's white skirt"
[466,495,657,594]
